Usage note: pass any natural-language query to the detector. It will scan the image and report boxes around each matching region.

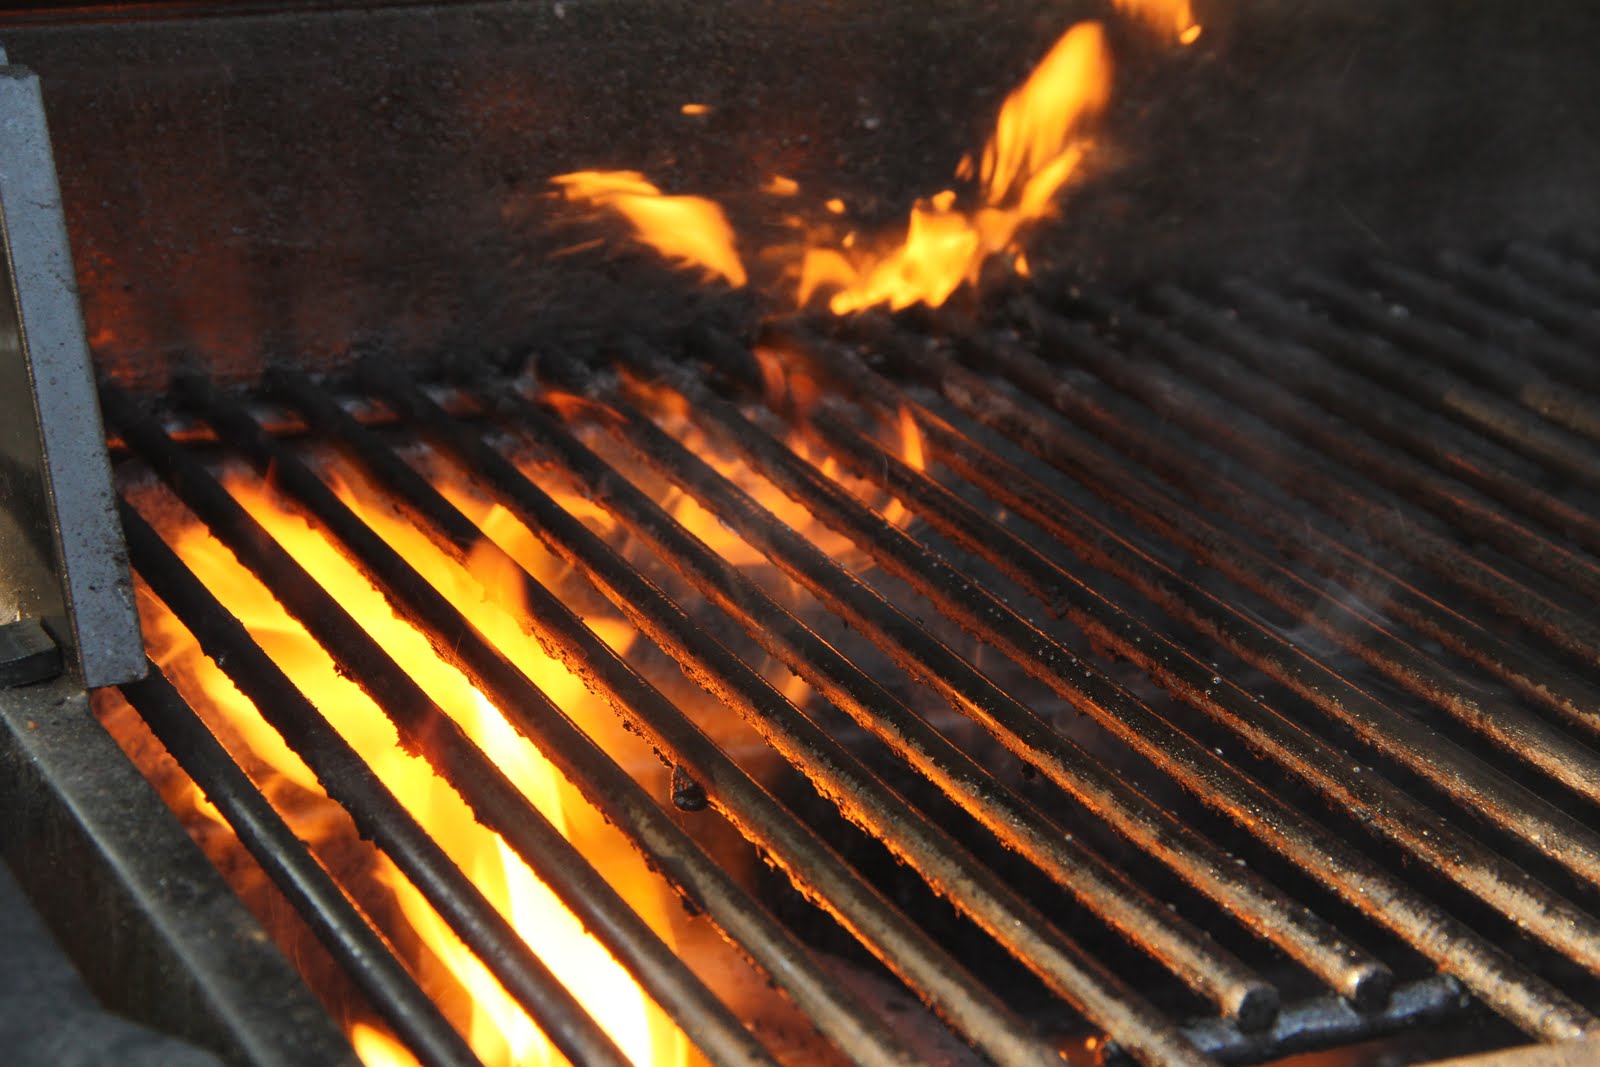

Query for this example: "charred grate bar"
[98,240,1600,1067]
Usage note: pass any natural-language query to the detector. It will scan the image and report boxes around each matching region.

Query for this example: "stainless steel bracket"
[0,46,142,688]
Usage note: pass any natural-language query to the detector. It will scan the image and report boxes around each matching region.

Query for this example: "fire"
[134,469,686,1067]
[112,375,935,1066]
[350,1023,422,1067]
[544,8,1209,316]
[1113,0,1203,44]
[606,366,928,563]
[551,170,747,287]
[798,22,1112,313]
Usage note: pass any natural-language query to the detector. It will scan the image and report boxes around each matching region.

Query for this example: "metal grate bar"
[926,307,1600,746]
[1111,975,1470,1067]
[94,239,1600,1067]
[117,661,485,1067]
[1126,286,1600,597]
[642,349,1492,990]
[1228,280,1600,489]
[752,321,1600,1036]
[779,334,1600,971]
[583,358,1396,1010]
[1020,300,1600,668]
[1436,250,1600,366]
[871,346,1600,807]
[352,362,1179,1067]
[1057,297,1600,804]
[1358,261,1600,407]
[477,378,1278,1030]
[255,372,1032,1063]
[101,412,638,1067]
[1497,244,1600,324]
[1144,285,1600,564]
[167,376,782,1067]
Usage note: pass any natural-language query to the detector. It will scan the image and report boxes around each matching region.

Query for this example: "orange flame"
[551,9,1201,315]
[116,390,935,1067]
[797,22,1113,313]
[1113,0,1203,44]
[350,1023,422,1067]
[552,170,747,287]
[136,471,685,1067]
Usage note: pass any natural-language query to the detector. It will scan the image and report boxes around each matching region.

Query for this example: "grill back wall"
[4,0,1599,389]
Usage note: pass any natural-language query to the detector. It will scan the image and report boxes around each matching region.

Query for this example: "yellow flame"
[1113,0,1202,43]
[350,1024,422,1067]
[550,9,1199,314]
[977,23,1113,207]
[138,470,685,1067]
[679,103,712,116]
[552,170,747,287]
[800,22,1111,313]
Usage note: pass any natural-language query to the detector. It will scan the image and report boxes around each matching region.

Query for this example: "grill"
[86,237,1600,1066]
[5,3,1600,1065]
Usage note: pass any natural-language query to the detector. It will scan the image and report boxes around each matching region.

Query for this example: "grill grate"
[99,239,1600,1067]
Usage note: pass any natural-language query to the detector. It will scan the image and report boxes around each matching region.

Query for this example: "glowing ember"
[762,174,800,197]
[551,170,747,287]
[135,470,685,1067]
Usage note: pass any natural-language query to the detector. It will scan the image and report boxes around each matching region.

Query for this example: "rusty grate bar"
[560,370,1390,1008]
[1142,285,1600,564]
[1017,300,1600,668]
[773,331,1600,970]
[1225,280,1600,493]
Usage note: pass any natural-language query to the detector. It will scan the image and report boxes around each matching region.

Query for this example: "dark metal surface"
[1107,976,1471,1067]
[0,54,142,687]
[0,617,61,687]
[0,671,357,1067]
[0,860,223,1067]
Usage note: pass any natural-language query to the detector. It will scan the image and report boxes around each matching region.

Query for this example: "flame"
[799,22,1112,313]
[350,1024,422,1067]
[610,368,927,568]
[114,379,932,1067]
[135,469,685,1067]
[1113,0,1202,43]
[550,8,1201,315]
[552,170,747,287]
